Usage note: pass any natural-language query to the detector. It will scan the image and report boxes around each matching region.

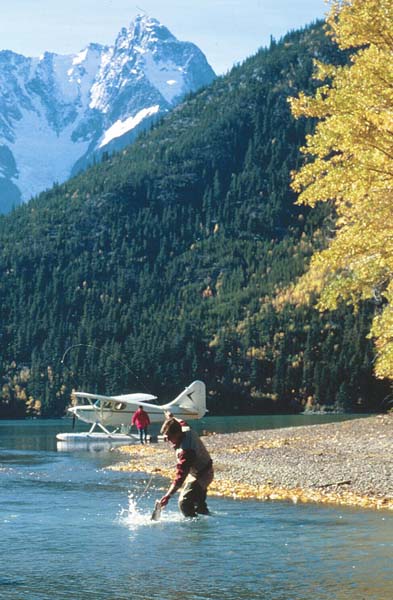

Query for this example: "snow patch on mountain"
[9,107,91,200]
[99,105,160,148]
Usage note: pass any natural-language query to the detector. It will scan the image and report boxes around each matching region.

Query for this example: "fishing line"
[62,345,160,509]
[60,343,153,394]
[135,472,156,503]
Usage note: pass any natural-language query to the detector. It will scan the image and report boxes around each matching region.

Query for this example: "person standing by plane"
[159,417,213,517]
[131,405,151,444]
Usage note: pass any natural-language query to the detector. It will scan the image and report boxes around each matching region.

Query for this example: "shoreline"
[111,413,393,511]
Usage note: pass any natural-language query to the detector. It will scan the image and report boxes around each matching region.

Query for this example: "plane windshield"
[94,400,126,410]
[94,401,112,409]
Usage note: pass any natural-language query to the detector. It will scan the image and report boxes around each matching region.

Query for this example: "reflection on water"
[193,412,370,435]
[0,413,370,446]
[0,418,392,600]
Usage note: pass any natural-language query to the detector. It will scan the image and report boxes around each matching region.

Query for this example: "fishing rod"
[134,473,163,521]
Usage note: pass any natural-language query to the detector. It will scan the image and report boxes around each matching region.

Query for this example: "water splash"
[116,491,182,529]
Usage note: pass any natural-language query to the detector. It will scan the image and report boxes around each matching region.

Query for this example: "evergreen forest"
[0,22,390,418]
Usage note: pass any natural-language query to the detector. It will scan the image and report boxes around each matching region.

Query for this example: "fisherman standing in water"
[159,417,213,517]
[131,405,151,444]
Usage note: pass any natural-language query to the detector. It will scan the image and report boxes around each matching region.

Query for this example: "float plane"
[56,380,206,445]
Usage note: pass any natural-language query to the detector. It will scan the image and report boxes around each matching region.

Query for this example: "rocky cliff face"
[0,15,215,213]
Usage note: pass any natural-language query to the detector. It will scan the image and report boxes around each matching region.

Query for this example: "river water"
[0,417,392,600]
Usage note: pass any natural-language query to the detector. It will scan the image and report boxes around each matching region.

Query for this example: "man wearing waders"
[159,418,213,517]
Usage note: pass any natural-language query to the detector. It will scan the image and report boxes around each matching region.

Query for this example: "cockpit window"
[94,400,127,410]
[95,401,112,409]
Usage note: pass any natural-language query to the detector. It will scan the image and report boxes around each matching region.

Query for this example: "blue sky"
[1,0,328,74]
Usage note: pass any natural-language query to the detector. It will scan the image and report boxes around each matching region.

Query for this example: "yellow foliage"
[290,0,393,378]
[246,346,267,360]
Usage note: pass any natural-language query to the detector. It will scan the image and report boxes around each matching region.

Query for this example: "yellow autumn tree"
[289,0,393,379]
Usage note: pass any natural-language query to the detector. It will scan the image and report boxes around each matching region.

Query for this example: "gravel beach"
[112,413,393,511]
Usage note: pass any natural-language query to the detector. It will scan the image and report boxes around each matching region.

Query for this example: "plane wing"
[73,391,157,404]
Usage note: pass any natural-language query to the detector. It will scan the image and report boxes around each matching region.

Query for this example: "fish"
[151,499,161,521]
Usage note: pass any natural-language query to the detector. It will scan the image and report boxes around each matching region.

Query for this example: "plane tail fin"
[165,380,206,419]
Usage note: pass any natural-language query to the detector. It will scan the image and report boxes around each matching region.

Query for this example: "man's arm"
[159,449,195,507]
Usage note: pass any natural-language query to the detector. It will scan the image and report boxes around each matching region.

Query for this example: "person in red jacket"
[131,405,151,444]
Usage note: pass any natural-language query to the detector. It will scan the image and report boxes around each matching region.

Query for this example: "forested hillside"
[0,22,389,417]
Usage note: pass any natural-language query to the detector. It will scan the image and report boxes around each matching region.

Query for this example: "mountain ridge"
[0,15,215,213]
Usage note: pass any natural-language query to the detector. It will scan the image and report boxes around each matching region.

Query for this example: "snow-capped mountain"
[0,15,215,213]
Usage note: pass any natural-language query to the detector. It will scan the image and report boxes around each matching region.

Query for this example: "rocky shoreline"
[111,413,393,511]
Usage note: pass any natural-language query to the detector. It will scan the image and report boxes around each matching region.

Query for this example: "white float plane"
[56,380,206,444]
